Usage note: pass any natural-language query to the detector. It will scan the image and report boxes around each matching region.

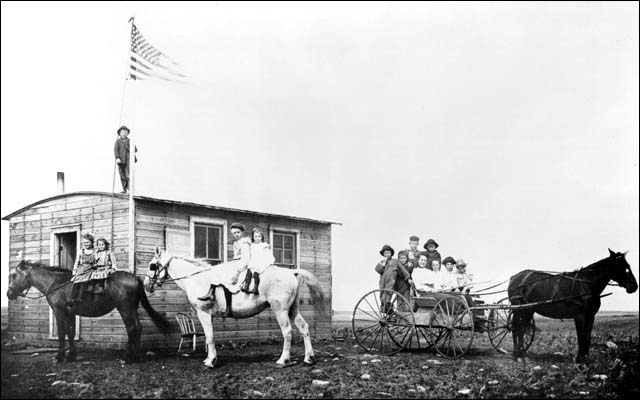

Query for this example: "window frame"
[269,226,300,269]
[190,217,227,264]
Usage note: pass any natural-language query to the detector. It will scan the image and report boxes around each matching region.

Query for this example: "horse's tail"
[137,279,171,333]
[295,269,327,318]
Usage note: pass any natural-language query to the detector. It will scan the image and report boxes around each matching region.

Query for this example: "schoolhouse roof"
[1,191,341,225]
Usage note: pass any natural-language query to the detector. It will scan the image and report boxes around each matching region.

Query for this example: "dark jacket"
[114,137,137,165]
[376,259,400,290]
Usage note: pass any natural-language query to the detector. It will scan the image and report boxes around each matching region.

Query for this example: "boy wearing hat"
[114,125,137,193]
[421,238,442,271]
[454,259,473,293]
[197,223,252,317]
[375,245,400,314]
[404,235,421,267]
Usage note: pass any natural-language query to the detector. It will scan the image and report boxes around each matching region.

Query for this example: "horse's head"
[607,249,638,294]
[144,247,171,293]
[7,260,33,300]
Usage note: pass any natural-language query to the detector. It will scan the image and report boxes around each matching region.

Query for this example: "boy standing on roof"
[114,125,137,194]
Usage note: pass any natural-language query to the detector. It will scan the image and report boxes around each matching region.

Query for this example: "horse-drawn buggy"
[352,288,534,359]
[352,249,638,362]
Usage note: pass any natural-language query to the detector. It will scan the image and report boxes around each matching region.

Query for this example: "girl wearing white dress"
[245,228,275,295]
[412,254,435,292]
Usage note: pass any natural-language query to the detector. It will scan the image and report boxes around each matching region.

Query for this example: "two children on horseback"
[197,223,276,315]
[68,234,116,307]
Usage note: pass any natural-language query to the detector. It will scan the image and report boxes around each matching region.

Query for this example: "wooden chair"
[175,312,205,353]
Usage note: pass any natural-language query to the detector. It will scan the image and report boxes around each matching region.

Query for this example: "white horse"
[143,247,325,368]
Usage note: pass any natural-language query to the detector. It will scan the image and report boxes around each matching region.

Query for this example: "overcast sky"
[2,2,638,311]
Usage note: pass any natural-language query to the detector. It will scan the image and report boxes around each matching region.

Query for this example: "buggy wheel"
[403,325,444,352]
[487,297,535,354]
[430,295,474,359]
[352,289,414,355]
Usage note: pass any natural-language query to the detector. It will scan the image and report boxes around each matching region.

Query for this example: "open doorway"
[49,226,81,339]
[55,232,77,269]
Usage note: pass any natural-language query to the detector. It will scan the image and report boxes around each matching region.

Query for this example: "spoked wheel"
[487,297,535,354]
[352,289,414,355]
[430,295,474,359]
[403,325,444,352]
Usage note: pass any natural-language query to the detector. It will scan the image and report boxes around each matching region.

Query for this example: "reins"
[149,256,212,288]
[16,278,74,300]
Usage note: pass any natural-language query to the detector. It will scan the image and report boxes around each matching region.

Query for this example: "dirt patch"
[2,315,638,399]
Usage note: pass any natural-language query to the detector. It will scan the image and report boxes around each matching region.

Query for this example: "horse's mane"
[173,256,214,269]
[563,256,612,276]
[20,260,73,276]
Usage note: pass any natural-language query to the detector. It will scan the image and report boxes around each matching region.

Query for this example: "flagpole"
[127,16,136,274]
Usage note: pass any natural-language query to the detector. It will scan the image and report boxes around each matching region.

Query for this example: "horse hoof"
[276,360,297,368]
[303,356,316,366]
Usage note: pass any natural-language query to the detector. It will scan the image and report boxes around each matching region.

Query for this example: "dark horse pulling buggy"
[352,249,637,362]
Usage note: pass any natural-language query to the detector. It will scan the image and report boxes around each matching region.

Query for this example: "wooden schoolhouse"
[2,191,336,349]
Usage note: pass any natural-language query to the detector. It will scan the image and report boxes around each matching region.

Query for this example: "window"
[194,223,223,265]
[272,231,297,269]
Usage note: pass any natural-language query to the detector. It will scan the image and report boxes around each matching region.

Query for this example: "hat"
[379,244,395,257]
[456,259,467,268]
[409,235,420,242]
[230,223,246,232]
[117,125,130,135]
[397,250,409,258]
[423,239,439,250]
[442,256,456,265]
[82,233,95,242]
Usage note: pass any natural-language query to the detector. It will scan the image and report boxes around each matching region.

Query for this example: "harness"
[148,256,213,288]
[14,277,74,300]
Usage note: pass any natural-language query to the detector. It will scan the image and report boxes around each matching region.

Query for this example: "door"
[49,227,81,339]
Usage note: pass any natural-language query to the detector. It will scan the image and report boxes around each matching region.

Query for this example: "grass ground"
[1,312,638,399]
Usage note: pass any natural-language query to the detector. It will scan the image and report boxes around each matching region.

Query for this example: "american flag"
[129,24,186,82]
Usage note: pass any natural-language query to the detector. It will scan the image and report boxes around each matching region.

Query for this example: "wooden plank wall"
[6,194,130,348]
[135,201,333,349]
[6,195,333,350]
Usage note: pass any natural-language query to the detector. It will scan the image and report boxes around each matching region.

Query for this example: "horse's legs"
[53,309,67,362]
[196,308,217,368]
[274,309,293,366]
[574,314,593,364]
[288,297,314,365]
[65,313,77,361]
[582,312,596,360]
[118,308,141,363]
[292,313,314,365]
[512,310,532,361]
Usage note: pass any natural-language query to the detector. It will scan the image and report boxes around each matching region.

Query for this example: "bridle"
[147,254,212,290]
[8,267,71,300]
[147,255,174,290]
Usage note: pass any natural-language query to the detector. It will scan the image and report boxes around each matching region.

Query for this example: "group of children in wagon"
[375,236,474,304]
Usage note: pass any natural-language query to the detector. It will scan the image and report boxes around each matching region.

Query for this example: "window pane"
[284,235,293,249]
[273,234,283,248]
[207,227,220,260]
[284,250,293,265]
[194,225,207,258]
[274,249,284,264]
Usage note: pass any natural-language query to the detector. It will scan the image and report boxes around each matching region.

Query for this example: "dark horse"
[508,249,637,363]
[6,260,170,363]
